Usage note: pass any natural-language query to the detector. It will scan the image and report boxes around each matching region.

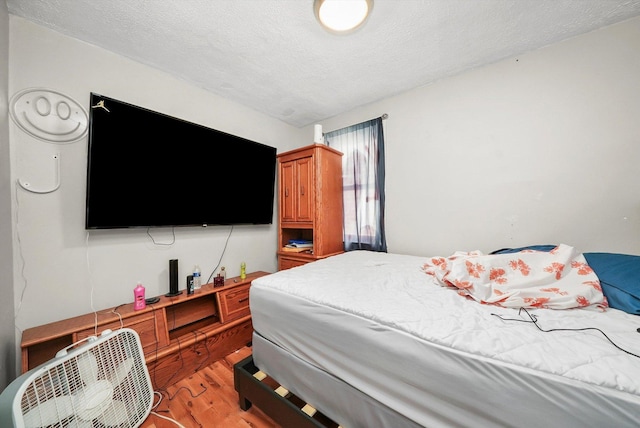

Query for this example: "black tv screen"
[86,93,277,229]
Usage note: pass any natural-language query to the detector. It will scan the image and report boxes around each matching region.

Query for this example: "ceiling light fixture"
[314,0,373,34]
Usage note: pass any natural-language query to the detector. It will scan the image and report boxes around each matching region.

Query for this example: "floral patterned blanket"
[422,244,608,310]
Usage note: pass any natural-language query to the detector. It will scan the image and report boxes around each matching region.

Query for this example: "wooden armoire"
[276,144,344,270]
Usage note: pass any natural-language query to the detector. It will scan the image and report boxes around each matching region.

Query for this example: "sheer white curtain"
[325,117,386,252]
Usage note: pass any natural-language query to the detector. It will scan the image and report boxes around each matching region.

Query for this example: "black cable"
[156,335,185,391]
[146,227,176,246]
[167,383,208,401]
[492,307,640,359]
[206,225,233,284]
[160,334,208,401]
[192,330,211,373]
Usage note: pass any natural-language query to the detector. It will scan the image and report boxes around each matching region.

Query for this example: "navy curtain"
[325,117,387,252]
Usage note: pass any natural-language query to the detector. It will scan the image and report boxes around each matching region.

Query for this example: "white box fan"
[0,328,154,427]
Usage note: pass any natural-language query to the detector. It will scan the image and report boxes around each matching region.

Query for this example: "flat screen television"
[85,93,277,229]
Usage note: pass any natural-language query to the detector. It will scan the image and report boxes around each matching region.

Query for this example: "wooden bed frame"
[234,355,341,428]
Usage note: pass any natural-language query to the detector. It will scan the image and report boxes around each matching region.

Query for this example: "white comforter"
[251,250,640,427]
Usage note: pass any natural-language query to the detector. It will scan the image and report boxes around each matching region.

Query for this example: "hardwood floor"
[141,346,279,428]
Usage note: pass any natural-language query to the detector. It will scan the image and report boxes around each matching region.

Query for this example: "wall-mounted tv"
[86,93,277,229]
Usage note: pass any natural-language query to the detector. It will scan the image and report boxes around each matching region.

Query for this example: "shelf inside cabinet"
[168,316,221,341]
[165,294,218,332]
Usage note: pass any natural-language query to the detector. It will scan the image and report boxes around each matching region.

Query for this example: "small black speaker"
[166,259,182,297]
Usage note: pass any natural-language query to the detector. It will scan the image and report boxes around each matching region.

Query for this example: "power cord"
[491,307,640,359]
[151,356,207,428]
[13,183,28,333]
[192,330,212,373]
[167,382,208,401]
[149,383,205,428]
[158,335,186,390]
[146,227,176,246]
[206,225,233,283]
[149,411,187,428]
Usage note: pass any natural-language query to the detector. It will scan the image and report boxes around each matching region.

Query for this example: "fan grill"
[18,329,153,428]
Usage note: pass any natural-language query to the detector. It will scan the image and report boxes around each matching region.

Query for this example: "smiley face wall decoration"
[10,89,88,193]
[9,88,88,144]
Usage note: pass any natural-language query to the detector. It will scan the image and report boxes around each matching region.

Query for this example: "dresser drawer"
[278,256,310,271]
[74,312,161,354]
[217,283,250,323]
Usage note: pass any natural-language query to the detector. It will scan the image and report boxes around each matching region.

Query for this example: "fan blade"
[72,419,94,428]
[105,358,135,386]
[97,400,129,427]
[74,379,114,421]
[75,352,98,385]
[23,395,74,428]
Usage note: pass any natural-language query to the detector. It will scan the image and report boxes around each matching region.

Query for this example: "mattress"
[250,251,640,427]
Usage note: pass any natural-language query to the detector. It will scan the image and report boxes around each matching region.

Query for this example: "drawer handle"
[238,298,249,303]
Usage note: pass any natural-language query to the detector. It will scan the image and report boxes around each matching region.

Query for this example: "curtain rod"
[324,114,388,136]
[330,113,389,132]
[366,113,388,122]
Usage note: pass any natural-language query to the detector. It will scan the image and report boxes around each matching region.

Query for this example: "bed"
[246,248,640,427]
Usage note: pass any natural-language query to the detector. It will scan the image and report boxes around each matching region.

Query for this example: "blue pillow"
[490,245,557,255]
[583,252,640,316]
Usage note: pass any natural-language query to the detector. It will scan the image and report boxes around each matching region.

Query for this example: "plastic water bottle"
[193,265,202,290]
[133,282,146,311]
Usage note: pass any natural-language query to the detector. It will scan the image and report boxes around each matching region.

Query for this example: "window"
[325,117,387,252]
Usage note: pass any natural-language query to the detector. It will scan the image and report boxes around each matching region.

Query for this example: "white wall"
[0,1,16,390]
[317,16,640,257]
[8,16,303,335]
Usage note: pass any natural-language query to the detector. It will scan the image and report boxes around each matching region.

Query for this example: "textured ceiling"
[6,0,640,127]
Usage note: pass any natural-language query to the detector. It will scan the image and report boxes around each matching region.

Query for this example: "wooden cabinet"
[20,271,268,389]
[277,144,344,270]
[280,155,313,223]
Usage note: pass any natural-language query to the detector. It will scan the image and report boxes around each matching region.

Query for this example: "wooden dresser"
[20,271,268,389]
